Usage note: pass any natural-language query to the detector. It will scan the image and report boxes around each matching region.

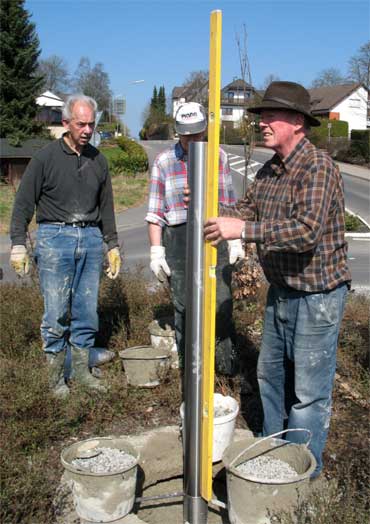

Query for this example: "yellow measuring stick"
[201,9,222,501]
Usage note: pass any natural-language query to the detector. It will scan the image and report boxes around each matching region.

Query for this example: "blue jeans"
[163,223,237,374]
[257,283,348,477]
[35,224,104,354]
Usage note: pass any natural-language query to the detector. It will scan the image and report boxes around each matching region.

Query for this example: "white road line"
[229,159,246,167]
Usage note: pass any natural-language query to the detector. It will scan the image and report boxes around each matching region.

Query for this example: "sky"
[25,0,369,137]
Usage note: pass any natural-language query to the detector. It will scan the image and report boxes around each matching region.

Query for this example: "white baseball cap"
[174,102,207,135]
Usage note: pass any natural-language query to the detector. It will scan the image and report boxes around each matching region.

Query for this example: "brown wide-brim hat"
[248,81,321,127]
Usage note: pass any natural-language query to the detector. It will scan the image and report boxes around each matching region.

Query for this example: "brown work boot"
[70,346,107,392]
[45,350,69,397]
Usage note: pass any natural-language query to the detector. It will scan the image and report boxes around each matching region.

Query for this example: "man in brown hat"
[203,81,351,478]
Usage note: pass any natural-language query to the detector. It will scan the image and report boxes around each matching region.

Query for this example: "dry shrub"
[337,291,370,396]
[0,281,43,358]
[232,244,264,300]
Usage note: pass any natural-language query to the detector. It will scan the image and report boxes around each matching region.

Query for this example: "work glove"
[227,239,245,265]
[150,246,171,282]
[10,245,30,277]
[105,247,121,279]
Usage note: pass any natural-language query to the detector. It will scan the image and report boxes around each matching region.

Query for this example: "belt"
[42,221,99,228]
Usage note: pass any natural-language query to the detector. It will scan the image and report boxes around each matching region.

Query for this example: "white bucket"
[180,393,239,462]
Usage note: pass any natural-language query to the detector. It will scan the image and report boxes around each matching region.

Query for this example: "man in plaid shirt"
[146,102,244,376]
[204,82,351,478]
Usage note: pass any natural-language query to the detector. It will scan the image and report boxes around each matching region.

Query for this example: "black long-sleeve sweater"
[10,137,118,249]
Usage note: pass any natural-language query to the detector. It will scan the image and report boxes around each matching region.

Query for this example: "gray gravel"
[236,456,298,482]
[71,447,136,474]
[214,406,233,418]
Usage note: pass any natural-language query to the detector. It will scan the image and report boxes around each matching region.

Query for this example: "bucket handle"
[229,428,312,468]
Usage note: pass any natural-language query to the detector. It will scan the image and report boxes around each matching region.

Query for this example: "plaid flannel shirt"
[146,142,236,227]
[223,137,351,292]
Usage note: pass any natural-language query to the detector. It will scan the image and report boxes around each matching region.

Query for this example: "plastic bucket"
[222,430,316,524]
[119,345,170,387]
[180,393,239,462]
[61,437,139,523]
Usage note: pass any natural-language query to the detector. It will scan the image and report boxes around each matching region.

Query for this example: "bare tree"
[180,70,209,107]
[261,74,280,90]
[311,67,346,88]
[38,55,70,95]
[235,24,255,193]
[73,57,112,113]
[348,40,370,89]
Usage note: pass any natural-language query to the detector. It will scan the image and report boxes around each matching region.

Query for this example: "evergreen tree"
[150,86,158,111]
[158,86,166,115]
[0,0,44,139]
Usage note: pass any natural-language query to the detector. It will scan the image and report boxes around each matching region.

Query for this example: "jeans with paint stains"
[35,223,104,354]
[163,223,238,375]
[257,282,348,477]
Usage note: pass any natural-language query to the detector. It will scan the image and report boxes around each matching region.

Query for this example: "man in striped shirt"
[204,82,351,478]
[146,102,244,376]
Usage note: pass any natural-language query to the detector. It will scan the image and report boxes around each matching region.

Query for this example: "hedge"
[349,129,370,164]
[115,136,149,173]
[309,118,348,147]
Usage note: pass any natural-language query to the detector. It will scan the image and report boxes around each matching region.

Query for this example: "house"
[220,78,255,129]
[35,90,65,138]
[172,81,209,118]
[309,83,368,135]
[172,78,256,128]
[0,138,51,184]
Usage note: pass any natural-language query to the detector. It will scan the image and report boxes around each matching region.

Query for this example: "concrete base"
[55,426,254,524]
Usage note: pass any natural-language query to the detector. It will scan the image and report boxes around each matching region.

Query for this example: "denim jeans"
[257,282,348,477]
[163,223,237,375]
[35,224,104,354]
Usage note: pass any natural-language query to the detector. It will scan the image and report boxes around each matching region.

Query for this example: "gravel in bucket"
[236,455,299,482]
[71,447,137,474]
[214,405,234,418]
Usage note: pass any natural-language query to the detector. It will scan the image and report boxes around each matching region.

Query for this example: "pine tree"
[150,86,158,111]
[158,86,166,115]
[0,0,44,139]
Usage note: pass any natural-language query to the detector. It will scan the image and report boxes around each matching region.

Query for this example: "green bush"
[309,118,348,148]
[350,129,370,164]
[116,136,148,173]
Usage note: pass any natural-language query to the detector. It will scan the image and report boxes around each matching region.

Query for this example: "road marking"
[229,159,245,167]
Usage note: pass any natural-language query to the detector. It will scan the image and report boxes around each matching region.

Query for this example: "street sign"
[89,131,101,148]
[113,97,126,116]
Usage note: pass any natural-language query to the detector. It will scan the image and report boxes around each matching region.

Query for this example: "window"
[228,91,234,100]
[222,108,233,116]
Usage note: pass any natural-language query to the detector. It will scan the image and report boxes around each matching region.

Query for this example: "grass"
[0,268,369,524]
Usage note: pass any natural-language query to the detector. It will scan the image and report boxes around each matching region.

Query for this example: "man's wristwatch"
[240,224,247,242]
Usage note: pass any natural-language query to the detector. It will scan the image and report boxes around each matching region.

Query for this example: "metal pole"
[183,141,208,524]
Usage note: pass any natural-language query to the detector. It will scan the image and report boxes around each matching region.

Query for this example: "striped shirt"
[223,137,351,292]
[146,141,236,227]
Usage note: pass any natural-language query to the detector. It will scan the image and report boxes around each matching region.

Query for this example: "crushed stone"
[236,455,298,482]
[214,405,233,418]
[71,447,136,474]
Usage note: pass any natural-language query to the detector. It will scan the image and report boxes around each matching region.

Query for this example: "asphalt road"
[1,140,369,291]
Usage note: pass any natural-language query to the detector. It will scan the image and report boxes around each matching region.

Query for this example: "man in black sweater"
[10,94,120,394]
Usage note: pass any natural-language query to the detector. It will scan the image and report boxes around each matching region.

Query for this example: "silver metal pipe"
[183,141,208,524]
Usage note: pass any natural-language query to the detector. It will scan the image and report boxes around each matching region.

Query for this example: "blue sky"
[26,0,369,137]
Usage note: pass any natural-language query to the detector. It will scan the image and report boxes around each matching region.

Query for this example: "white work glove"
[10,245,30,277]
[227,239,245,265]
[105,247,121,279]
[150,246,171,282]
